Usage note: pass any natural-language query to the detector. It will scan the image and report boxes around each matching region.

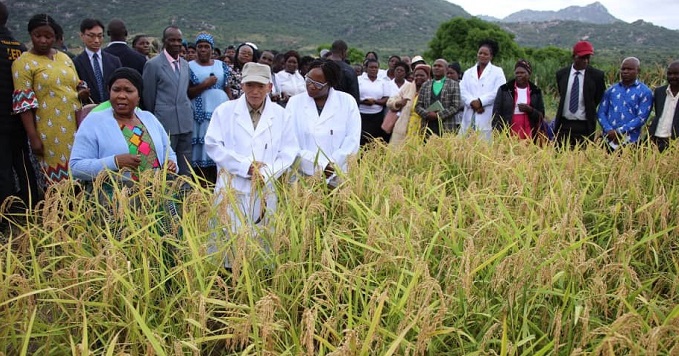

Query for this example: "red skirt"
[511,113,532,139]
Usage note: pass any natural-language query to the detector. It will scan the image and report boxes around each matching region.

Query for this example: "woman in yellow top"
[12,14,88,185]
[386,64,431,146]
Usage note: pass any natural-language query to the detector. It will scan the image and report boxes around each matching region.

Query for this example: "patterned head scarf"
[514,59,532,75]
[108,67,143,95]
[195,32,214,48]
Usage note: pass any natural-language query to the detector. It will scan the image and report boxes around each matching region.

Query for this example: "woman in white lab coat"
[286,59,361,187]
[459,39,507,141]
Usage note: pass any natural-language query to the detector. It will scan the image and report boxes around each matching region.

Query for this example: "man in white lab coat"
[205,62,298,269]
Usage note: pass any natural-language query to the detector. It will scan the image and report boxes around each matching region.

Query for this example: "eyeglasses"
[84,33,104,39]
[305,75,328,90]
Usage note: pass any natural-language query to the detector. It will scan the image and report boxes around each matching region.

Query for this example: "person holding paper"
[415,58,461,136]
[386,64,431,146]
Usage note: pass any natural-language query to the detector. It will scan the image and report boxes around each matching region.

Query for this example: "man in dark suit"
[648,60,679,152]
[103,19,146,75]
[327,40,360,103]
[554,41,605,148]
[142,26,193,175]
[73,18,122,104]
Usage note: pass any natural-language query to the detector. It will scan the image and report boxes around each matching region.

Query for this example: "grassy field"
[1,132,678,354]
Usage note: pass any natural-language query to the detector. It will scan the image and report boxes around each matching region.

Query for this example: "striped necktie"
[569,71,580,114]
[92,53,105,102]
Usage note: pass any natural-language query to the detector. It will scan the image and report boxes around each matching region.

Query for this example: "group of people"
[357,39,674,153]
[0,9,362,237]
[2,4,679,237]
[553,41,677,153]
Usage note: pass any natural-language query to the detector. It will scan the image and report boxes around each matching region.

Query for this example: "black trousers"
[360,111,390,146]
[556,119,593,148]
[192,165,217,187]
[0,126,40,226]
[651,136,671,152]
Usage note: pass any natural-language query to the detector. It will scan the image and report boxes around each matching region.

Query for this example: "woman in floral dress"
[12,14,87,185]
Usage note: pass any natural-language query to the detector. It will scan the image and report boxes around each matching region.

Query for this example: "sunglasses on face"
[305,75,328,90]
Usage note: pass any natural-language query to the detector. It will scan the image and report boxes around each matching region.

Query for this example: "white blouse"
[358,76,390,114]
[514,87,528,114]
[275,70,306,97]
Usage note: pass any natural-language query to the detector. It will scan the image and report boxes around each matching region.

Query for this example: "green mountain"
[502,2,620,25]
[5,0,469,55]
[499,19,679,64]
[7,0,677,64]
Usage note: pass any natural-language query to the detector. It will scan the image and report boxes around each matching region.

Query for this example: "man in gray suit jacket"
[142,26,193,175]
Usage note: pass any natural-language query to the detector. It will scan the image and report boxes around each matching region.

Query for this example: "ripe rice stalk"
[2,130,679,353]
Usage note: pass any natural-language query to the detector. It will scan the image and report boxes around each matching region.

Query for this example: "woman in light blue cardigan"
[70,68,177,181]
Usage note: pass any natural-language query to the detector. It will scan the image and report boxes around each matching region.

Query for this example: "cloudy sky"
[451,0,679,30]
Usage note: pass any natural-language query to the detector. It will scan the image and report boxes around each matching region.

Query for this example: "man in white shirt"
[73,18,122,104]
[649,61,679,152]
[554,41,606,148]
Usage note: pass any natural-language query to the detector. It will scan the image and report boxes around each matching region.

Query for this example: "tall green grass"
[1,134,678,354]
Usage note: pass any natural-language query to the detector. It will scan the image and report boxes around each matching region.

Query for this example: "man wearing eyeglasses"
[73,18,122,104]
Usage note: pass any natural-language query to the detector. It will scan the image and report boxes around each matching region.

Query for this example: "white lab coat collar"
[300,88,340,124]
[234,95,275,136]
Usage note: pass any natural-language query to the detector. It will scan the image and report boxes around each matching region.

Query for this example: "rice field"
[1,131,678,355]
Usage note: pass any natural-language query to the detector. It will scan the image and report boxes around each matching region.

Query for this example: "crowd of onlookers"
[2,3,679,243]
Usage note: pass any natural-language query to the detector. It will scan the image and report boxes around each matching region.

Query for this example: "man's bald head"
[621,56,640,69]
[431,58,448,79]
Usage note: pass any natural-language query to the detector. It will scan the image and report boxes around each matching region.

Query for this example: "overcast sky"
[451,0,679,30]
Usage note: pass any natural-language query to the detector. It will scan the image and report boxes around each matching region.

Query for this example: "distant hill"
[6,0,678,65]
[502,2,620,24]
[477,15,501,23]
[499,19,679,64]
[473,2,678,64]
[5,0,469,55]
